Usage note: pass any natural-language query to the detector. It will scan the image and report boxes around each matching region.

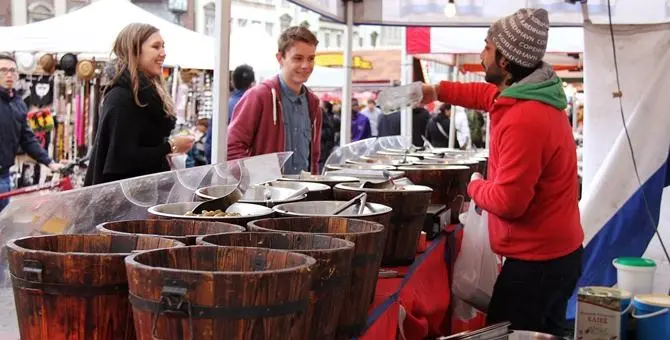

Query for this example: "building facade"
[4,0,402,50]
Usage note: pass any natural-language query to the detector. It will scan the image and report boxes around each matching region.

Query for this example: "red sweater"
[438,81,583,260]
[227,76,322,174]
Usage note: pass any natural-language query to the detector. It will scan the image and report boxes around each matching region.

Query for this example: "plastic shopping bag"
[452,203,499,312]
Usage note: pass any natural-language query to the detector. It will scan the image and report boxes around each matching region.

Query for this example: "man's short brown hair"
[0,53,16,63]
[278,26,319,57]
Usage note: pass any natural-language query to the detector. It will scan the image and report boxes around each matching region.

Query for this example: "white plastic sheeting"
[0,0,215,69]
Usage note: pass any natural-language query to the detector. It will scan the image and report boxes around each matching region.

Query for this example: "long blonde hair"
[109,23,174,116]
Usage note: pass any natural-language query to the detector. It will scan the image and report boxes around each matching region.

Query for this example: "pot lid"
[614,257,656,267]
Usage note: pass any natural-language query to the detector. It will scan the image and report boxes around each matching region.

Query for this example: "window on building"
[359,37,364,48]
[336,33,342,48]
[380,26,402,47]
[279,13,292,32]
[27,2,55,23]
[370,31,379,47]
[265,22,274,36]
[204,2,215,36]
[324,32,331,48]
[238,18,248,28]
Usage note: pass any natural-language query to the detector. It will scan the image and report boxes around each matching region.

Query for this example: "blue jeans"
[0,174,10,212]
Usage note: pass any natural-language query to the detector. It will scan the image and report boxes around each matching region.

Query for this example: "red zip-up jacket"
[227,76,322,174]
[438,81,583,261]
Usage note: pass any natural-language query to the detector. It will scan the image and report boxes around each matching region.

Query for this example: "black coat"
[319,110,338,171]
[425,114,460,148]
[84,70,176,186]
[411,107,431,147]
[378,111,401,138]
[0,88,52,175]
[377,108,431,147]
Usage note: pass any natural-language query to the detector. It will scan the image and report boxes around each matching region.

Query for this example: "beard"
[483,62,506,86]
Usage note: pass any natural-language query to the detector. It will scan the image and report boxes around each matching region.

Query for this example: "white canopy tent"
[0,0,215,69]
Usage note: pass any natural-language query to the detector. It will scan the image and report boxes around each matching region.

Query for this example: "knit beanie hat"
[487,8,550,68]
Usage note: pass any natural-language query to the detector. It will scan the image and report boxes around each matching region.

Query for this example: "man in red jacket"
[227,26,322,174]
[422,8,584,336]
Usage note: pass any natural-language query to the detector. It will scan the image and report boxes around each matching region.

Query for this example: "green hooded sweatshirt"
[500,76,568,110]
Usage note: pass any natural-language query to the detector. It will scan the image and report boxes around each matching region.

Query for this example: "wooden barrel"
[96,219,244,245]
[397,165,472,223]
[125,245,315,340]
[197,232,355,340]
[6,234,184,340]
[248,217,386,337]
[333,183,433,266]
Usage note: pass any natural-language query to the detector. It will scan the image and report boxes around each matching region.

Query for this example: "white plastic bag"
[452,203,499,312]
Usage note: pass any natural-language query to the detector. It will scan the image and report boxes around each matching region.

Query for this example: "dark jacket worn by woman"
[84,70,176,186]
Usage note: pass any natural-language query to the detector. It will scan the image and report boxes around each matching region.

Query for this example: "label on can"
[575,286,628,340]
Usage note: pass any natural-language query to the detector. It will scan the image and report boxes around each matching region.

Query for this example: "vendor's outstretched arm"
[422,82,499,112]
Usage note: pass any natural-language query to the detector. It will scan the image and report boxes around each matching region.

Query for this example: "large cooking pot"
[195,184,306,207]
[272,200,392,235]
[326,163,396,171]
[376,150,435,159]
[471,156,488,178]
[148,201,273,228]
[423,156,486,173]
[396,165,473,223]
[264,180,332,201]
[508,330,565,339]
[333,183,432,266]
[278,174,359,188]
[359,154,420,165]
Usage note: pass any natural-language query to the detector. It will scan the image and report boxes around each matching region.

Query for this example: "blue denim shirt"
[279,76,311,174]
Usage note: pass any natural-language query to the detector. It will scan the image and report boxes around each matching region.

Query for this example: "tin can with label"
[576,286,632,340]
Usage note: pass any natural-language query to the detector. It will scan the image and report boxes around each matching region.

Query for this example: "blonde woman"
[85,23,193,186]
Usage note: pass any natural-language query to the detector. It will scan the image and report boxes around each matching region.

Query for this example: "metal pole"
[340,0,354,146]
[448,58,458,149]
[485,112,491,149]
[212,0,232,164]
[400,27,413,140]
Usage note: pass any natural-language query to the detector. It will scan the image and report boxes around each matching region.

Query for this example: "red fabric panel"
[406,26,431,54]
[359,302,400,340]
[397,235,451,339]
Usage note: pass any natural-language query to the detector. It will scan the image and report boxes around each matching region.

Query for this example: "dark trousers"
[0,174,10,212]
[486,246,583,336]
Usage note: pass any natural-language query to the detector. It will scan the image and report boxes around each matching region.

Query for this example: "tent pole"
[340,0,354,146]
[448,57,458,149]
[212,0,232,164]
[400,27,413,142]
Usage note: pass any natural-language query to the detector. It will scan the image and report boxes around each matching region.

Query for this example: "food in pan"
[184,210,241,217]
